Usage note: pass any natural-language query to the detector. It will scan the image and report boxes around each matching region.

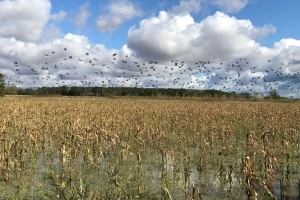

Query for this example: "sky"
[1,0,300,97]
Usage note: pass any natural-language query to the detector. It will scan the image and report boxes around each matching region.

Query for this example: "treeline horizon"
[3,85,293,99]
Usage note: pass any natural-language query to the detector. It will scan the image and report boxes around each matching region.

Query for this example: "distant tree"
[253,92,264,99]
[59,85,70,95]
[4,85,18,95]
[228,91,237,98]
[268,89,280,99]
[0,73,5,97]
[68,86,85,96]
[239,92,251,99]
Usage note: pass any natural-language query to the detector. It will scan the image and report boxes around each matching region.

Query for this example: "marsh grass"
[0,97,300,199]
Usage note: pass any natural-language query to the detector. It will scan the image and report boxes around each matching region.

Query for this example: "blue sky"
[48,0,300,49]
[1,0,300,97]
[234,0,300,47]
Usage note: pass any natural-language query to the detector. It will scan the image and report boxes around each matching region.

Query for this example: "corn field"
[0,97,300,199]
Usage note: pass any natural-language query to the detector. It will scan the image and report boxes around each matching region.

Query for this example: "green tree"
[4,85,18,95]
[59,85,70,95]
[0,73,5,97]
[268,89,280,99]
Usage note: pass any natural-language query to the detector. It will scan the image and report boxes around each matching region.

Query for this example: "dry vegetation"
[0,97,300,199]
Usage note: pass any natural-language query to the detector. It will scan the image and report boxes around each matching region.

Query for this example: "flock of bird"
[3,47,300,96]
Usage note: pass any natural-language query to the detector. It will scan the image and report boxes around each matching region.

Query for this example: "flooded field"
[0,97,300,199]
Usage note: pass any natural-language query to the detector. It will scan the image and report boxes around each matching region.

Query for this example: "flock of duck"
[4,47,300,96]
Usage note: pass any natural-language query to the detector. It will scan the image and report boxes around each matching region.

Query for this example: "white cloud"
[0,0,51,41]
[127,11,272,61]
[38,24,64,42]
[96,0,143,32]
[273,38,300,50]
[211,0,249,13]
[0,33,127,87]
[171,0,202,15]
[126,11,300,97]
[72,2,90,28]
[237,23,276,40]
[127,11,196,60]
[51,10,67,23]
[193,11,275,59]
[273,38,300,67]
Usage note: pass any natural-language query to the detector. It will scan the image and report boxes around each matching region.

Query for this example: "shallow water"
[1,142,300,199]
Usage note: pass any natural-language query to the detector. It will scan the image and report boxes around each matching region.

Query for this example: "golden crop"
[0,97,299,199]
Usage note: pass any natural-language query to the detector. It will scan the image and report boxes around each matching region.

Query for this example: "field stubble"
[0,97,300,199]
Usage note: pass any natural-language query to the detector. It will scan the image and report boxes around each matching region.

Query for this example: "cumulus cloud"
[72,2,90,28]
[96,0,143,32]
[38,24,64,42]
[127,11,274,62]
[51,10,67,23]
[128,11,196,60]
[126,10,300,97]
[273,38,300,50]
[211,0,249,13]
[0,0,51,41]
[237,23,276,40]
[192,11,275,59]
[171,0,202,15]
[0,33,134,88]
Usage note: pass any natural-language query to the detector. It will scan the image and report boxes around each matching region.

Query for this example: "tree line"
[3,84,260,98]
[0,73,284,99]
